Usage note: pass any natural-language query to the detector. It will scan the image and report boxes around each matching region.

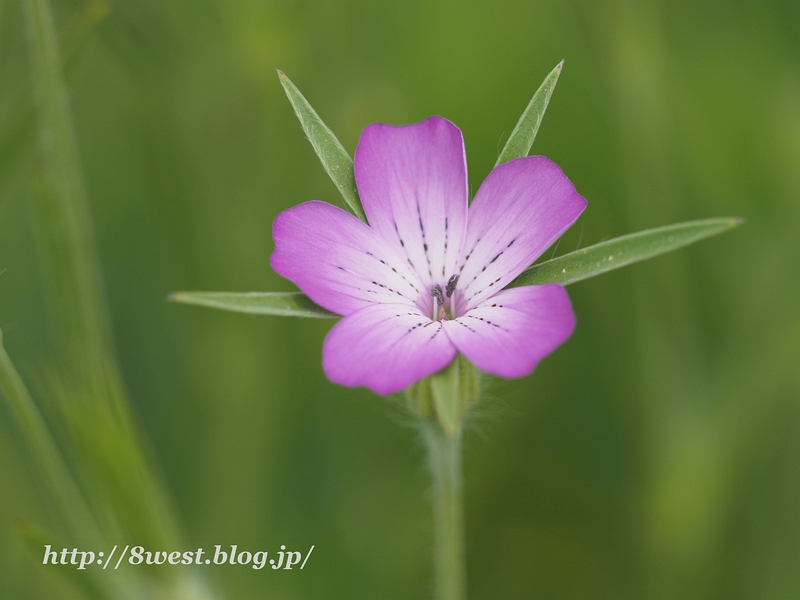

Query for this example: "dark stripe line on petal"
[416,203,433,279]
[458,238,481,274]
[393,219,423,280]
[454,320,479,335]
[464,314,508,332]
[360,250,421,294]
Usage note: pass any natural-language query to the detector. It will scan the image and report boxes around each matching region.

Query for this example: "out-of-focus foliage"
[0,0,798,598]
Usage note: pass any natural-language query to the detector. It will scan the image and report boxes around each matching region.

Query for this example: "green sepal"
[168,291,338,318]
[431,359,461,436]
[496,61,563,166]
[278,71,367,222]
[509,217,743,288]
[407,356,480,435]
[406,376,435,420]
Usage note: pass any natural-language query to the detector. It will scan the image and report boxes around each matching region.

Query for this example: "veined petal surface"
[271,201,424,316]
[323,303,457,395]
[442,284,575,378]
[455,157,586,313]
[354,116,468,292]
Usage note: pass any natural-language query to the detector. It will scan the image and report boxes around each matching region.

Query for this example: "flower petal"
[354,116,469,297]
[271,201,424,316]
[442,284,575,378]
[455,156,586,313]
[323,303,457,395]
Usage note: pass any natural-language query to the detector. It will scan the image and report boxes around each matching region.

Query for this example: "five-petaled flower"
[271,117,587,395]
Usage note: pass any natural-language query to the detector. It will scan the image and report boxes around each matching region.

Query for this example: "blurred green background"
[1,0,799,598]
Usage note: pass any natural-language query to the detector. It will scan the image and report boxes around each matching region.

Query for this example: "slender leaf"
[496,61,563,166]
[0,330,105,548]
[169,291,338,318]
[22,0,185,561]
[278,71,367,221]
[23,0,115,384]
[509,217,742,288]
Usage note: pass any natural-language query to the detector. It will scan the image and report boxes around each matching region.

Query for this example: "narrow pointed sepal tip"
[556,60,565,70]
[276,69,285,78]
[731,217,745,226]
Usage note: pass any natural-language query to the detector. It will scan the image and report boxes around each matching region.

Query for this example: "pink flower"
[271,117,586,394]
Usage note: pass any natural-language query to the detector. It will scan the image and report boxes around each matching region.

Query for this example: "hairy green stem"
[423,422,466,600]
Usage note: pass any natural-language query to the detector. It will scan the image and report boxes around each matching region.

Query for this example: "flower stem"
[423,422,466,600]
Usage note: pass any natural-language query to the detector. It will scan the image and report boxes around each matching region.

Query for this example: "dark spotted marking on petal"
[370,280,407,298]
[466,314,503,330]
[454,320,479,335]
[464,315,510,333]
[406,321,426,333]
[362,251,420,294]
[443,217,450,260]
[393,219,410,256]
[416,204,433,278]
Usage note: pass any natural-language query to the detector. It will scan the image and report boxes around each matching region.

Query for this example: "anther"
[445,274,459,298]
[431,285,445,306]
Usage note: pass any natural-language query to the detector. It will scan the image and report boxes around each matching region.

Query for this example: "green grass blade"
[496,61,563,166]
[22,0,186,562]
[509,217,742,287]
[22,0,116,385]
[169,291,339,318]
[0,330,104,548]
[278,71,367,222]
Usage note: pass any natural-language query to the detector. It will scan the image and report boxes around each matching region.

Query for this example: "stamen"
[431,285,447,321]
[431,285,444,306]
[445,274,459,298]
